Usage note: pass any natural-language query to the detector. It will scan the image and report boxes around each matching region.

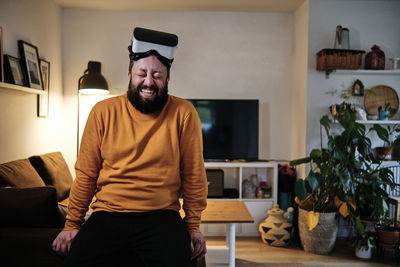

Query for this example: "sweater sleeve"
[64,108,103,230]
[179,109,208,232]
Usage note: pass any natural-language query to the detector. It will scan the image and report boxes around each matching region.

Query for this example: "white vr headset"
[130,27,178,62]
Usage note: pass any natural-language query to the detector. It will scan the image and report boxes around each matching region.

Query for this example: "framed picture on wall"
[38,59,50,117]
[18,40,43,90]
[0,26,3,82]
[3,54,26,86]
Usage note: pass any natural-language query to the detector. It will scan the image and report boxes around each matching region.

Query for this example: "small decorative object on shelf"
[38,59,50,117]
[389,57,400,70]
[3,54,26,86]
[364,85,399,118]
[365,45,385,70]
[258,204,293,247]
[18,40,43,90]
[355,106,367,121]
[329,102,354,121]
[378,102,396,121]
[316,49,365,71]
[352,79,364,96]
[334,25,350,50]
[242,174,258,198]
[259,181,271,198]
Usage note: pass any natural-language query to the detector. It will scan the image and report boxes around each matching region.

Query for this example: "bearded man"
[52,28,208,267]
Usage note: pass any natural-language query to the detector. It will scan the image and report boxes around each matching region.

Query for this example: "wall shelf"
[334,69,400,75]
[0,82,47,95]
[332,120,400,125]
[323,69,400,78]
[356,120,400,125]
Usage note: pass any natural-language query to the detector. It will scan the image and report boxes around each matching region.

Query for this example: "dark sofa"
[0,152,72,267]
[0,152,206,267]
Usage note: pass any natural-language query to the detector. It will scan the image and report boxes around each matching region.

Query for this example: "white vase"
[355,246,372,260]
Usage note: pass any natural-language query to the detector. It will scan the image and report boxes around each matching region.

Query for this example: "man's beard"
[127,80,169,114]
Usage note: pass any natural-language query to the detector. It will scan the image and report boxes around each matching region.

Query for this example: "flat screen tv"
[187,99,259,161]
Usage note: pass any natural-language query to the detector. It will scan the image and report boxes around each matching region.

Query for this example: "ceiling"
[53,0,306,12]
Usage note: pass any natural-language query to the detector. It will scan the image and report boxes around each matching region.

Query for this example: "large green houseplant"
[290,110,400,253]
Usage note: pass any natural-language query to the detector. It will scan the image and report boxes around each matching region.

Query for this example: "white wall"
[306,0,400,155]
[62,9,295,171]
[2,0,398,178]
[0,0,64,163]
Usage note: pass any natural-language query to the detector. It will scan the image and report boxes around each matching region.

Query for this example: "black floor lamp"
[77,61,109,156]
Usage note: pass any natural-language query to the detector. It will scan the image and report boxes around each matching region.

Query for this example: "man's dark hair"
[128,46,171,78]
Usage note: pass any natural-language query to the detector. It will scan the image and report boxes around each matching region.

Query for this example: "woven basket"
[298,208,338,254]
[364,85,399,116]
[317,49,365,70]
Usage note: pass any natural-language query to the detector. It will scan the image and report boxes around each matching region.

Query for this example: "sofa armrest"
[0,227,64,267]
[0,186,65,228]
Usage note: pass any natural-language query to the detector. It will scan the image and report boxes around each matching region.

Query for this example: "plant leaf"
[339,202,349,218]
[371,124,390,145]
[310,149,322,160]
[354,216,366,236]
[320,115,331,137]
[392,138,400,160]
[290,157,311,166]
[306,171,320,192]
[306,211,319,231]
[295,179,309,201]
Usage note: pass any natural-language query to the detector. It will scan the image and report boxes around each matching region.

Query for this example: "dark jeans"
[63,210,192,267]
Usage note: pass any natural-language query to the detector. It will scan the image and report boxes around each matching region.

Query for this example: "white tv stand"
[201,161,278,236]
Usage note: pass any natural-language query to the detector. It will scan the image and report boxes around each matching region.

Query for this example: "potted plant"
[378,102,396,121]
[291,109,400,255]
[351,231,375,260]
[371,123,400,161]
[375,209,400,257]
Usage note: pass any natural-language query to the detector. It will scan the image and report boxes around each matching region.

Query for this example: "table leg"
[226,223,236,267]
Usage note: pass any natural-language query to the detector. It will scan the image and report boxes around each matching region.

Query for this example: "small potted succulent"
[351,231,375,260]
[378,102,396,121]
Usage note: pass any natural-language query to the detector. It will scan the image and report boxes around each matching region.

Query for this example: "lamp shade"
[78,61,109,95]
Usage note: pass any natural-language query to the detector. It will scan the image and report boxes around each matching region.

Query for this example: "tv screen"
[187,99,259,161]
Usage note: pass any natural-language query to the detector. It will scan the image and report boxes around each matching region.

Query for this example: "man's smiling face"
[127,55,169,114]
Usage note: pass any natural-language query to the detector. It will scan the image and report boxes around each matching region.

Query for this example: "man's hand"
[190,231,207,260]
[52,230,79,256]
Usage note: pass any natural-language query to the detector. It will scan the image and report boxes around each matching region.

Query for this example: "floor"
[205,236,398,266]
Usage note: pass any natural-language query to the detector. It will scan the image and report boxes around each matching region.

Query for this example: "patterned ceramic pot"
[258,204,292,246]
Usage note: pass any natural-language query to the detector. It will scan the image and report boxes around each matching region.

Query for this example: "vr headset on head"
[129,27,179,67]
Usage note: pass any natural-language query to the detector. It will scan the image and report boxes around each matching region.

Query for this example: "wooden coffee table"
[181,200,254,267]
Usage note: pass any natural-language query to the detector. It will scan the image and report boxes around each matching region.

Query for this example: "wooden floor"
[206,237,398,266]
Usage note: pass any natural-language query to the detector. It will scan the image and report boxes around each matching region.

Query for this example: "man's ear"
[128,71,132,80]
[167,77,170,82]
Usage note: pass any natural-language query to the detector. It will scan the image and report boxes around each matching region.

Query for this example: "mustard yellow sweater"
[65,94,207,232]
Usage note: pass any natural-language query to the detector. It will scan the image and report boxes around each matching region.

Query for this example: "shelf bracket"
[325,70,333,79]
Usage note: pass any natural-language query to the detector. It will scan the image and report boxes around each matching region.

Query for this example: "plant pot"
[379,110,389,120]
[355,245,372,260]
[298,208,339,254]
[377,228,400,248]
[374,146,392,161]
